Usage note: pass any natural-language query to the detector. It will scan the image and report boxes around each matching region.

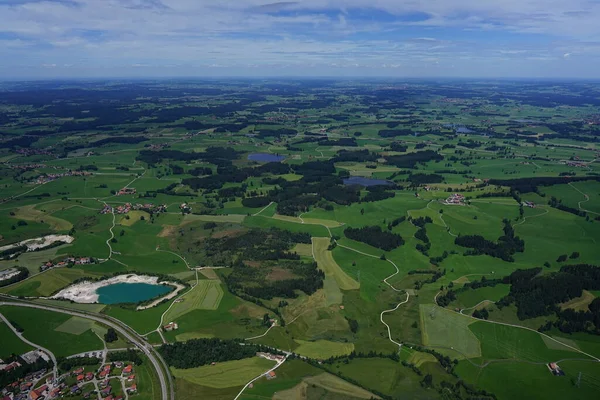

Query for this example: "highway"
[0,300,173,400]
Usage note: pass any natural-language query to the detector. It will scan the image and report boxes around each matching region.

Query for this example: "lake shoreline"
[50,274,179,304]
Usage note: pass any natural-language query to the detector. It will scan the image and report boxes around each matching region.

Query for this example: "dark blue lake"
[444,124,474,133]
[343,176,393,187]
[248,153,285,162]
[96,283,172,304]
[456,127,474,133]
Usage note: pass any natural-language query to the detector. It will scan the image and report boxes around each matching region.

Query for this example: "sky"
[1,0,600,79]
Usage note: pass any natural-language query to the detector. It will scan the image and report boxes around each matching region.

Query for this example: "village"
[1,355,139,400]
[99,203,167,215]
[32,171,93,185]
[39,257,93,272]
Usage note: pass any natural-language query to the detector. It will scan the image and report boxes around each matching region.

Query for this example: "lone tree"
[104,328,118,343]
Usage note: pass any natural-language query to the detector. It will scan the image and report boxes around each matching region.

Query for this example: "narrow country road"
[0,312,58,379]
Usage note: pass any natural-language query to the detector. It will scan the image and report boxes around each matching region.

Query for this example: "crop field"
[164,280,224,321]
[293,339,354,359]
[331,357,430,399]
[171,357,275,388]
[469,321,583,362]
[420,304,482,359]
[312,237,359,291]
[302,373,378,399]
[54,316,95,335]
[12,205,73,231]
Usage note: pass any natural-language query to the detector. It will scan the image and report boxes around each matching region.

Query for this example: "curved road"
[0,300,173,400]
[0,312,58,379]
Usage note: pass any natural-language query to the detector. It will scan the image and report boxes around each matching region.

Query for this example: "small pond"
[96,283,172,304]
[343,176,394,187]
[248,153,286,162]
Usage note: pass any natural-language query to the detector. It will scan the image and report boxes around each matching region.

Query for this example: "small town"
[1,355,139,400]
[99,203,167,215]
[115,188,136,196]
[33,171,93,185]
[444,193,466,205]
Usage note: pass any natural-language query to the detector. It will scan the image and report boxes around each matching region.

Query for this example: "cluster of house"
[39,257,92,272]
[2,356,139,400]
[564,160,588,168]
[547,362,565,376]
[179,203,192,213]
[116,188,136,196]
[445,193,466,205]
[33,170,92,185]
[15,149,54,157]
[7,163,47,170]
[1,352,51,400]
[148,143,169,150]
[256,352,285,363]
[163,322,179,331]
[100,203,167,215]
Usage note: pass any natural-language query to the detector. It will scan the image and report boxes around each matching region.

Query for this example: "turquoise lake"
[96,283,172,304]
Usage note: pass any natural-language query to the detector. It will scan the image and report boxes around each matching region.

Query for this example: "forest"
[159,338,280,369]
[454,219,524,261]
[344,225,405,251]
[225,260,324,299]
[497,265,600,327]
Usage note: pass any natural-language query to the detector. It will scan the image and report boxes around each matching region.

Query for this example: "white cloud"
[0,0,599,77]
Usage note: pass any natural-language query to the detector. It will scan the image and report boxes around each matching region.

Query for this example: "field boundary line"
[233,356,288,400]
[252,201,274,216]
[431,297,600,362]
[569,182,600,216]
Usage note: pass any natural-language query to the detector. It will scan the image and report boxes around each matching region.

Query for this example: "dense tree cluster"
[203,228,310,263]
[498,265,600,327]
[362,186,395,202]
[0,267,29,287]
[455,219,524,262]
[488,176,600,193]
[548,196,587,217]
[385,150,443,168]
[226,260,324,299]
[344,226,404,251]
[408,173,444,185]
[107,349,143,365]
[159,338,280,369]
[58,356,100,372]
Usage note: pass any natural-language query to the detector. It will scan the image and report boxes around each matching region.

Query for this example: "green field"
[164,280,224,322]
[293,339,355,359]
[469,321,583,362]
[0,321,34,359]
[171,357,275,388]
[2,267,104,297]
[1,80,600,400]
[0,306,102,357]
[312,237,359,291]
[420,304,481,359]
[55,316,95,335]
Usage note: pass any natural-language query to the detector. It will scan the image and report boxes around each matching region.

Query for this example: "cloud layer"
[1,0,600,78]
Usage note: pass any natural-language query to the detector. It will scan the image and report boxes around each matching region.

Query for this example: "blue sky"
[1,0,599,78]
